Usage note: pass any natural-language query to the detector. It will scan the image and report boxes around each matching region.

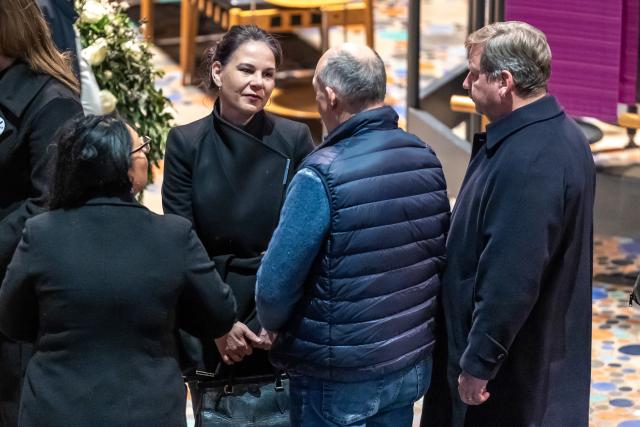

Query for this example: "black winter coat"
[162,105,314,374]
[0,197,237,427]
[0,61,82,427]
[0,61,82,276]
[423,95,594,427]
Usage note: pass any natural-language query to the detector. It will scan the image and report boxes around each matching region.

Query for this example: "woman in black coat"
[162,25,314,378]
[0,1,83,424]
[0,115,237,427]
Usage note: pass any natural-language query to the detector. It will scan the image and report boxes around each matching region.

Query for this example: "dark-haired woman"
[0,115,237,427]
[0,0,83,423]
[162,24,314,388]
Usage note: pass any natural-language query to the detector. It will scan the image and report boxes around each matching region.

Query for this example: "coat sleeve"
[0,223,38,342]
[460,149,565,380]
[0,97,82,275]
[162,127,195,222]
[177,225,237,339]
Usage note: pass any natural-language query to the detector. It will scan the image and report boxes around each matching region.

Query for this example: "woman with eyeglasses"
[0,115,237,427]
[162,24,314,397]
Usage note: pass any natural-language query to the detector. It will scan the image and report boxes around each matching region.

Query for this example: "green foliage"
[76,0,173,180]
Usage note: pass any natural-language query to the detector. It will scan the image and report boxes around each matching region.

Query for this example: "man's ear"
[499,70,515,97]
[325,86,337,109]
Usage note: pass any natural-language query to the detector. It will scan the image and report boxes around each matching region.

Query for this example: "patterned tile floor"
[591,234,640,427]
[142,4,640,425]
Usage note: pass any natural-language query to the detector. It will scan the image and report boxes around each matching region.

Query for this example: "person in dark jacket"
[422,21,595,427]
[37,0,79,76]
[161,23,314,414]
[255,43,450,426]
[0,115,237,427]
[0,1,82,424]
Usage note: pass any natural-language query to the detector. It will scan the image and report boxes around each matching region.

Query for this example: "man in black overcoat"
[422,21,595,427]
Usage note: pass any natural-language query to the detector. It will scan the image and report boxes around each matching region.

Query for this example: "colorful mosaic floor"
[595,236,640,285]
[143,4,640,425]
[591,281,640,427]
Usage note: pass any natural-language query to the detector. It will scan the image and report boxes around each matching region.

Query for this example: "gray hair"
[466,21,551,97]
[316,48,386,111]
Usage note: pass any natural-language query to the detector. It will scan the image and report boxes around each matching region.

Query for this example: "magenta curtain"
[505,0,639,122]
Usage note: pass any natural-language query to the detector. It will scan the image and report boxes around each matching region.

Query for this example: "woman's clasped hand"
[214,323,278,364]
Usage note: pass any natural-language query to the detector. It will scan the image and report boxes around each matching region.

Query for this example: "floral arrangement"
[75,0,173,177]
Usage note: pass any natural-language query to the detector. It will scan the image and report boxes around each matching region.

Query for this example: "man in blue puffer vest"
[255,43,451,426]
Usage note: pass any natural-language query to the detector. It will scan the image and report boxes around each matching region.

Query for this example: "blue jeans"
[288,357,432,427]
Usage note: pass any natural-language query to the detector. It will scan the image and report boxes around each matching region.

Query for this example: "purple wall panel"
[505,1,626,122]
[619,0,639,104]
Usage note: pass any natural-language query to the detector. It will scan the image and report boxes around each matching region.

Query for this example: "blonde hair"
[0,0,79,93]
[466,21,551,97]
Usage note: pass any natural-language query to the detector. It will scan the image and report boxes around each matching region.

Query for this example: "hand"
[458,371,490,406]
[214,322,263,365]
[253,328,278,350]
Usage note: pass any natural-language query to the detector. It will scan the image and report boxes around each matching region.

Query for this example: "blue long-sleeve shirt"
[255,168,330,331]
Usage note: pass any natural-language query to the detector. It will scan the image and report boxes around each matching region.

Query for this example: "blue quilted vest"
[270,106,450,381]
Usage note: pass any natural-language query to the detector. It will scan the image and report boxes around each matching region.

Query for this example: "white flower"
[120,1,130,10]
[103,70,113,80]
[122,40,143,60]
[99,90,117,114]
[104,24,114,35]
[81,37,108,66]
[80,0,110,24]
[162,105,178,121]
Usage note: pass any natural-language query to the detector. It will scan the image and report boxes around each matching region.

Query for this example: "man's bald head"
[314,43,386,113]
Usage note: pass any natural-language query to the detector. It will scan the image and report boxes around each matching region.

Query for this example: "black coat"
[0,197,237,427]
[0,61,82,276]
[162,106,314,373]
[423,96,595,427]
[0,61,82,426]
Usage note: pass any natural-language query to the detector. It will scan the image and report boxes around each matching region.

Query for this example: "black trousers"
[0,336,31,427]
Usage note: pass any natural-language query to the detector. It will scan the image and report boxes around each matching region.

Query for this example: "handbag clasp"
[274,375,284,392]
[223,384,234,395]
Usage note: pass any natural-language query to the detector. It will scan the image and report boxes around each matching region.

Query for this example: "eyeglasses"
[130,136,151,155]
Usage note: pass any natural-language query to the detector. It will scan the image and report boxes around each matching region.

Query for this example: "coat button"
[497,353,505,361]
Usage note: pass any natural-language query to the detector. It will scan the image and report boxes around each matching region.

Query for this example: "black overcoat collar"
[485,95,564,152]
[211,101,289,159]
[83,195,147,209]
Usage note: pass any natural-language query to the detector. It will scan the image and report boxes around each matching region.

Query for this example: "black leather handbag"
[193,368,290,427]
[629,273,640,306]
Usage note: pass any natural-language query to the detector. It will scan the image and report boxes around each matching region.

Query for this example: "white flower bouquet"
[76,0,173,179]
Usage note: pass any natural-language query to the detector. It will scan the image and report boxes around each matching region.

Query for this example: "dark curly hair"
[200,24,282,93]
[49,115,133,210]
